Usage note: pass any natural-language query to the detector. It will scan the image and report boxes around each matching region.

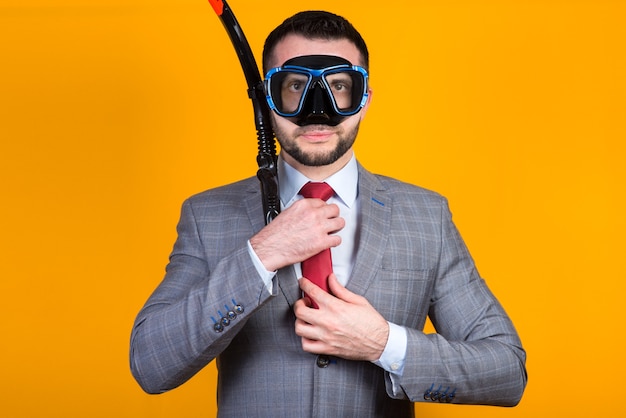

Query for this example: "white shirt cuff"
[246,240,276,292]
[372,322,407,376]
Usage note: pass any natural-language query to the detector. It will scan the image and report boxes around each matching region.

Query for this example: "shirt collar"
[278,154,359,208]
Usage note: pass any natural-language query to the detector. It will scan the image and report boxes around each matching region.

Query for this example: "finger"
[327,273,362,305]
[299,294,313,309]
[299,277,332,308]
[293,296,309,312]
[321,202,341,218]
[319,212,345,236]
[293,290,317,325]
[327,220,346,238]
[294,317,314,337]
[300,338,329,355]
[298,277,314,295]
[295,197,328,209]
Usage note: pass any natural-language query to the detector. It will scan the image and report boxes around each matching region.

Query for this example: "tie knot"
[299,182,334,201]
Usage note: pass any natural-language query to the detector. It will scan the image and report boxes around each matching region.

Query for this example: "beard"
[274,122,360,167]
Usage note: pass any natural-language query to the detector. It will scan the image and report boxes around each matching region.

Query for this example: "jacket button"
[316,355,330,368]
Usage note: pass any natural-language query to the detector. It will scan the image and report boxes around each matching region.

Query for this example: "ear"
[359,87,373,118]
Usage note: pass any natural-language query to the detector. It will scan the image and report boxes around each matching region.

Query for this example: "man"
[130,10,527,417]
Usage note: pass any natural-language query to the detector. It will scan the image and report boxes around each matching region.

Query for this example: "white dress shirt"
[247,155,407,376]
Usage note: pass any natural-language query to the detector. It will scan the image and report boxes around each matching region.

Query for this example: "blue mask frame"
[264,62,369,118]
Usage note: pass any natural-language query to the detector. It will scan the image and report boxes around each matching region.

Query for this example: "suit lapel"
[277,267,300,307]
[244,179,266,235]
[347,165,391,295]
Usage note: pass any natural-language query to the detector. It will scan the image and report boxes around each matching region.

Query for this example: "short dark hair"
[262,10,369,74]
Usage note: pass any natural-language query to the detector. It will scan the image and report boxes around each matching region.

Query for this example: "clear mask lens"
[265,65,368,118]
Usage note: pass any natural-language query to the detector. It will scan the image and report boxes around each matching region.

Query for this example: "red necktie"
[299,182,335,308]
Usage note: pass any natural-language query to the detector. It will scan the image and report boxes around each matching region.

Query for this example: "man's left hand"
[294,274,390,361]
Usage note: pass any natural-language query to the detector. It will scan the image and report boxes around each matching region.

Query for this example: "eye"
[287,81,303,92]
[327,74,353,93]
[281,74,309,94]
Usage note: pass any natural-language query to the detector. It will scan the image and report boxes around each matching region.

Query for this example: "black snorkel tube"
[208,0,279,224]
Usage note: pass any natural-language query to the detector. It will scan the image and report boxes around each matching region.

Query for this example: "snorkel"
[208,1,369,222]
[208,0,279,224]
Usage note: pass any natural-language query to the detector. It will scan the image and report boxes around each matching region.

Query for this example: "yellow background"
[1,0,624,416]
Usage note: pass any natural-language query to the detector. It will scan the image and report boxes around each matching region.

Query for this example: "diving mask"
[264,55,369,126]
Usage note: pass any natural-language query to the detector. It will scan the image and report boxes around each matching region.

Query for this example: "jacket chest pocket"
[367,267,435,331]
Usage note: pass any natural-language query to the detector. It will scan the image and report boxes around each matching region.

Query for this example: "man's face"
[266,34,372,171]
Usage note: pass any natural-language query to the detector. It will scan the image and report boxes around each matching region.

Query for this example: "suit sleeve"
[129,198,273,394]
[385,199,527,406]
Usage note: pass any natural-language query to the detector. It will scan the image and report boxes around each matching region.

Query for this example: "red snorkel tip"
[208,0,224,15]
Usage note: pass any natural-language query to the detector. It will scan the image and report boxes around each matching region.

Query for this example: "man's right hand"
[249,197,345,272]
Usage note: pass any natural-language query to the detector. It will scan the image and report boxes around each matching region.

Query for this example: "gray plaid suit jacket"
[130,162,527,417]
